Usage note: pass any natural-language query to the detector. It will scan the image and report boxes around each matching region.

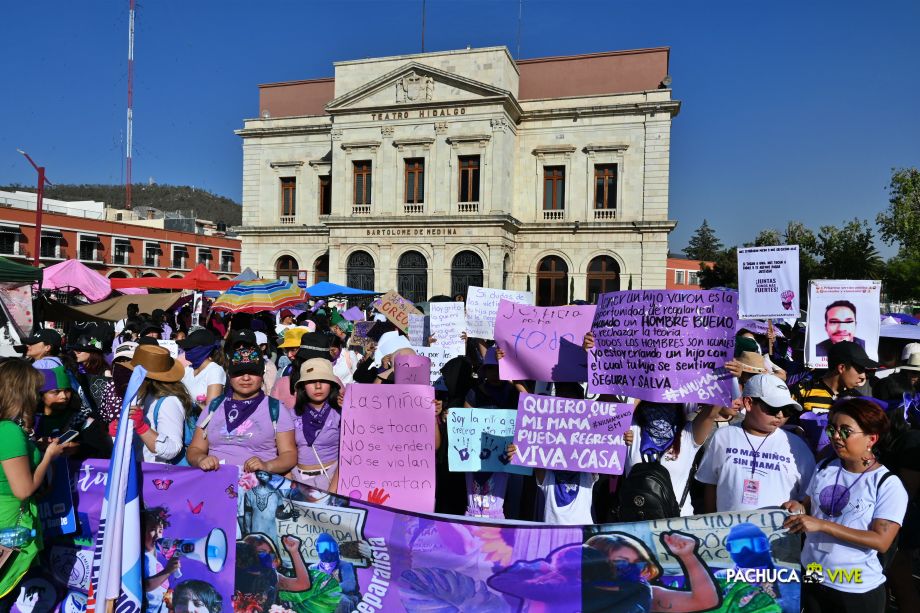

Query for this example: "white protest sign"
[465,286,534,340]
[412,346,461,385]
[408,314,429,347]
[430,302,466,356]
[157,340,179,358]
[737,246,800,319]
[805,280,881,368]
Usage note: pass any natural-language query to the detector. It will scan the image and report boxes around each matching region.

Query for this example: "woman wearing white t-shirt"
[623,401,727,516]
[784,398,908,613]
[178,328,226,410]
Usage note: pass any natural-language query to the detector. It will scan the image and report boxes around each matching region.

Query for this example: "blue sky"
[1,0,917,255]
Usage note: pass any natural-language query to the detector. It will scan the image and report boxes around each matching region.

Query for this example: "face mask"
[184,344,217,369]
[257,551,274,569]
[112,363,133,398]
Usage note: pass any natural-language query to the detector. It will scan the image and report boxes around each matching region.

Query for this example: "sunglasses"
[825,424,864,440]
[758,404,794,418]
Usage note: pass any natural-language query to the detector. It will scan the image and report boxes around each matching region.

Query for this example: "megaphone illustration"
[158,528,228,573]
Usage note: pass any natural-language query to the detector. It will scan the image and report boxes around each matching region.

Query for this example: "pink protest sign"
[511,393,633,475]
[339,383,436,512]
[494,300,596,382]
[394,353,432,385]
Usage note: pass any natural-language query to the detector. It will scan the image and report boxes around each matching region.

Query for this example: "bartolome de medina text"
[370,107,467,121]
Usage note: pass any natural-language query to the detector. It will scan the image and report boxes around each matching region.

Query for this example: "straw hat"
[297,358,342,388]
[899,353,920,373]
[127,344,185,382]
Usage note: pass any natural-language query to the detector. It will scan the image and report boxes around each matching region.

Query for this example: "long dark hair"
[293,381,340,416]
[81,351,110,375]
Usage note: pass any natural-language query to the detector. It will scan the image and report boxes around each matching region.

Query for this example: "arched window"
[275,255,299,284]
[346,251,375,291]
[502,254,510,290]
[450,251,483,299]
[397,250,428,304]
[142,272,159,278]
[314,253,329,285]
[536,256,568,306]
[108,271,129,279]
[586,256,620,304]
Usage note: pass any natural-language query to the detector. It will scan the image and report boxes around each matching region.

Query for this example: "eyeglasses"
[726,536,770,555]
[825,424,864,440]
[758,404,794,418]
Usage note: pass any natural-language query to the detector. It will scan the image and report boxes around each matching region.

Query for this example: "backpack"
[199,394,281,433]
[615,461,682,522]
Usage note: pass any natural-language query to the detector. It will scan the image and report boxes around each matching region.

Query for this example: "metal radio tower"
[125,0,136,210]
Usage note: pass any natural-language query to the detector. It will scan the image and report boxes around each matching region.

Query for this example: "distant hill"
[1,183,242,226]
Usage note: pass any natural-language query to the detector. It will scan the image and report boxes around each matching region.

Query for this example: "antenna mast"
[126,0,136,210]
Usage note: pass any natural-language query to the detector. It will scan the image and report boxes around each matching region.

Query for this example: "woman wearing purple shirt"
[187,347,297,475]
[289,358,342,492]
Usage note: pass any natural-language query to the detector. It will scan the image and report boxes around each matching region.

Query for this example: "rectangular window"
[353,161,372,205]
[198,248,212,266]
[113,239,130,265]
[594,164,618,209]
[280,177,296,217]
[144,242,160,267]
[405,158,425,204]
[78,235,98,261]
[688,271,700,286]
[319,176,331,216]
[221,250,234,272]
[675,270,685,285]
[543,166,565,210]
[0,227,17,255]
[172,246,188,269]
[458,155,480,202]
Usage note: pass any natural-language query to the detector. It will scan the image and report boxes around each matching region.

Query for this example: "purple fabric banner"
[510,393,633,475]
[339,383,437,513]
[588,290,736,405]
[495,301,596,383]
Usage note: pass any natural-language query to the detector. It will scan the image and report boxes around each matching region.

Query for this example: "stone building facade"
[235,46,679,305]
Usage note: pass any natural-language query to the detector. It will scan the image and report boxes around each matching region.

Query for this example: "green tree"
[699,247,738,289]
[685,220,723,261]
[883,255,920,302]
[783,221,818,255]
[750,228,781,247]
[877,167,920,256]
[815,219,883,279]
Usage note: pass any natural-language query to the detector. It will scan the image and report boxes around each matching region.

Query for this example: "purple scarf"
[301,402,332,446]
[224,391,265,432]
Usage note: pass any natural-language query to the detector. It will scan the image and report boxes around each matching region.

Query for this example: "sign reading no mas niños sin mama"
[587,290,737,405]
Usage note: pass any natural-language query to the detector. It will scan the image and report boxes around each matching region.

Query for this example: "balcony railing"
[279,215,296,225]
[404,204,424,215]
[352,205,371,215]
[543,210,565,221]
[594,208,617,220]
[457,202,479,213]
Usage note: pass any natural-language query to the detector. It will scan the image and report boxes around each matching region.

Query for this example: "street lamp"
[16,149,52,267]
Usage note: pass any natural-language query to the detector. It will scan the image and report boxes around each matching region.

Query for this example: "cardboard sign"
[372,289,422,333]
[411,346,461,385]
[339,383,436,512]
[495,301,595,382]
[447,408,531,475]
[805,280,881,368]
[430,302,466,356]
[394,353,432,385]
[737,246,800,319]
[511,393,632,475]
[587,290,736,405]
[465,286,534,340]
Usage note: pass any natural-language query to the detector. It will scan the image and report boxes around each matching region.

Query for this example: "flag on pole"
[87,365,147,613]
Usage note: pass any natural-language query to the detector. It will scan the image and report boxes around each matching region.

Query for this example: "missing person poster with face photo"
[805,280,881,368]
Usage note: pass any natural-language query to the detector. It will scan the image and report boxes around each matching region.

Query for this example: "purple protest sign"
[587,290,737,405]
[494,300,596,382]
[394,353,432,385]
[510,393,632,475]
[339,383,436,513]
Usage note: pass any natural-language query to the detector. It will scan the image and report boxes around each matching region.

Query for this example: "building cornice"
[235,123,332,139]
[520,220,677,234]
[521,100,681,121]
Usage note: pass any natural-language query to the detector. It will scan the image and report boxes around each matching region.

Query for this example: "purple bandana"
[224,391,266,432]
[553,471,581,507]
[301,402,332,446]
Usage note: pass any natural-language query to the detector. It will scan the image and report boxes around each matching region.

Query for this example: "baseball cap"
[827,341,880,370]
[227,329,258,349]
[227,346,265,377]
[743,374,803,413]
[24,329,62,348]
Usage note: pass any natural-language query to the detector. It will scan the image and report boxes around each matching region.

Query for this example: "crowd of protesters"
[0,294,917,613]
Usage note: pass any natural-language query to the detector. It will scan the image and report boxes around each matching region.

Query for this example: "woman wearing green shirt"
[0,359,71,598]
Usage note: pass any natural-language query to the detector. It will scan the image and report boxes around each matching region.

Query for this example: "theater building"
[235,46,679,305]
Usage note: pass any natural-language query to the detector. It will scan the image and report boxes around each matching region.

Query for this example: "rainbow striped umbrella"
[210,279,310,314]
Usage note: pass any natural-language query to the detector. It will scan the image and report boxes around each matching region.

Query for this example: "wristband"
[134,421,151,435]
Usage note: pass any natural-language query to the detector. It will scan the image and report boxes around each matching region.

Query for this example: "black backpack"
[615,461,681,522]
